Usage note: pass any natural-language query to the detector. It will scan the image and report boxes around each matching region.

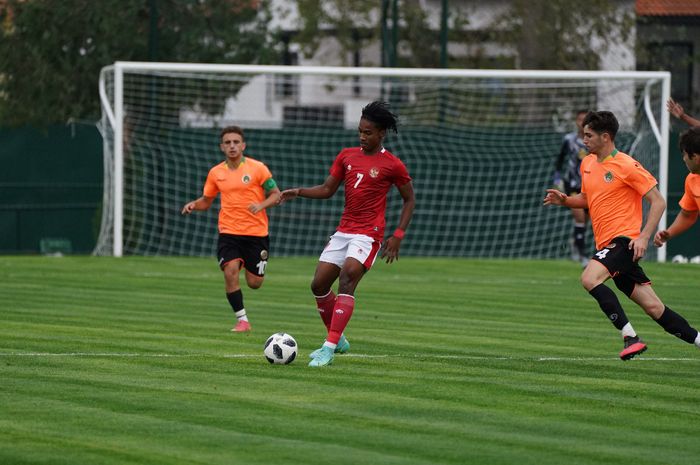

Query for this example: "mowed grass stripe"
[1,256,700,465]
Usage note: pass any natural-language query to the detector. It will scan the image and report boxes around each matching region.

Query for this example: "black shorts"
[217,234,270,277]
[591,237,651,295]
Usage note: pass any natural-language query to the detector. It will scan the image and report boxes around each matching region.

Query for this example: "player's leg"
[309,258,365,367]
[307,235,347,362]
[240,235,269,290]
[583,239,642,359]
[222,259,251,332]
[229,236,270,332]
[628,283,700,348]
[311,261,341,325]
[326,234,382,344]
[309,234,379,367]
[327,257,366,339]
[218,234,251,332]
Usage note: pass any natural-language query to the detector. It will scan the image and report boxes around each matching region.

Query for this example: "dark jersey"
[555,132,588,192]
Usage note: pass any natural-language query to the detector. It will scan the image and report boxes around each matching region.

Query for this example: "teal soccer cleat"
[309,334,350,359]
[308,345,334,367]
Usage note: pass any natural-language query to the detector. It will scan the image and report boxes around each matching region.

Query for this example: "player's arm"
[181,195,214,214]
[668,98,700,127]
[654,208,698,246]
[279,175,342,202]
[543,189,587,209]
[630,186,666,260]
[381,181,416,264]
[249,179,282,214]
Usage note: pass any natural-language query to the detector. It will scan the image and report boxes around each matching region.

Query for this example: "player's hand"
[248,203,263,214]
[667,98,685,119]
[279,188,300,204]
[629,236,649,261]
[380,236,401,264]
[653,230,670,247]
[181,202,195,215]
[543,189,567,206]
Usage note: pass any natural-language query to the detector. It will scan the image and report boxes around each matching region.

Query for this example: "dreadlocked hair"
[361,101,398,134]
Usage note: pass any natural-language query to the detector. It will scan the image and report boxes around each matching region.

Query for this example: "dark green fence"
[0,124,103,254]
[0,122,697,259]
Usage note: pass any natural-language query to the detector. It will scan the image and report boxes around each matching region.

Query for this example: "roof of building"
[636,0,700,16]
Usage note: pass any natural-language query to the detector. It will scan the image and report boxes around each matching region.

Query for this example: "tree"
[489,0,636,70]
[293,0,469,69]
[291,0,636,71]
[0,0,279,126]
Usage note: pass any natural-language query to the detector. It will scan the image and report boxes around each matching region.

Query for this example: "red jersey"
[329,147,412,240]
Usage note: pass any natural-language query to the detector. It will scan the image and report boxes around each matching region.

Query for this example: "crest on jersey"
[242,174,251,184]
[369,168,379,178]
[347,164,352,171]
[604,171,614,183]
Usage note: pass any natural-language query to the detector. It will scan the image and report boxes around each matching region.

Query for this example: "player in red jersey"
[280,101,415,367]
[654,127,700,246]
[545,111,700,360]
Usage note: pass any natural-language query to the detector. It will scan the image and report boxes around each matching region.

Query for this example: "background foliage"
[0,0,279,126]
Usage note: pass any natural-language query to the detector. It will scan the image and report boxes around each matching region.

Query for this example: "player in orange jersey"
[544,111,700,360]
[280,101,415,367]
[182,126,281,332]
[654,127,700,246]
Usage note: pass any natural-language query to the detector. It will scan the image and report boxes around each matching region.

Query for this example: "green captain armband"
[263,178,278,193]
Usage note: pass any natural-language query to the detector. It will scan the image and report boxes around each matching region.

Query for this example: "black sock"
[226,290,244,312]
[655,306,699,344]
[574,225,586,255]
[589,284,629,330]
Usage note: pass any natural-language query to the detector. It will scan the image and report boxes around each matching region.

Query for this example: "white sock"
[235,309,248,322]
[694,332,700,349]
[621,322,637,339]
[323,341,337,350]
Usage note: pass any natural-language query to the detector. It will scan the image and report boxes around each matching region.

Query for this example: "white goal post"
[97,62,671,261]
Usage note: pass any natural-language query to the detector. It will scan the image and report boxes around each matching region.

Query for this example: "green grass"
[1,256,700,465]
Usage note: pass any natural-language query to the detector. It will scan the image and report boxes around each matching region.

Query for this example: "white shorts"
[319,231,382,269]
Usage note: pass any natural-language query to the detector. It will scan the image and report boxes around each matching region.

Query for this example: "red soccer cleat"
[231,320,252,333]
[620,336,647,361]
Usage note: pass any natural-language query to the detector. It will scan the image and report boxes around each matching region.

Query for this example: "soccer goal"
[96,62,671,261]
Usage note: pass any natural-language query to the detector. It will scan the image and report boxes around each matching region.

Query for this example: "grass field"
[1,256,700,465]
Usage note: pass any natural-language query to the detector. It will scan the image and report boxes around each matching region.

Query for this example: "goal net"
[96,63,670,260]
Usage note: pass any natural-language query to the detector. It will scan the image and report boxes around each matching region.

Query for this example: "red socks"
[328,294,355,344]
[314,290,336,330]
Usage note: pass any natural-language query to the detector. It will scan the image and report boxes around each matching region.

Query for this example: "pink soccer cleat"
[620,336,647,361]
[231,320,252,333]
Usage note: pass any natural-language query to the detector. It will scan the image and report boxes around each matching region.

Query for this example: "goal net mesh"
[96,66,665,259]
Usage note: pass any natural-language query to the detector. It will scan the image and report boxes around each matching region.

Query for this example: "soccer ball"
[263,332,298,365]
